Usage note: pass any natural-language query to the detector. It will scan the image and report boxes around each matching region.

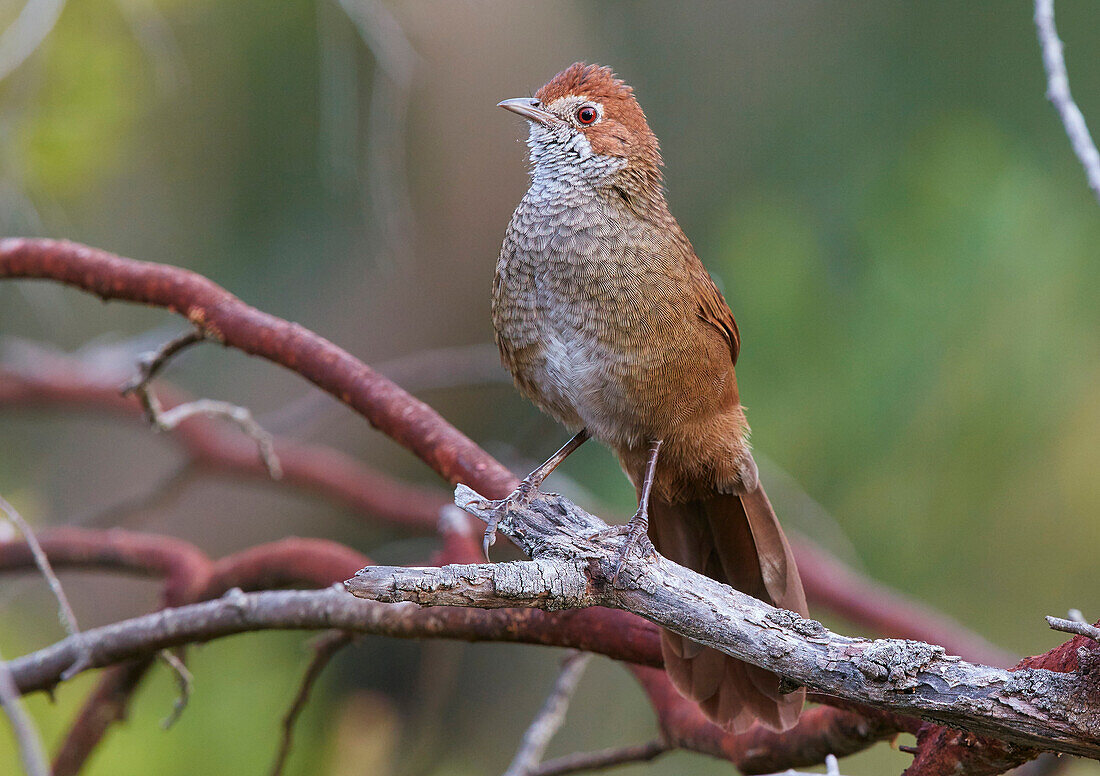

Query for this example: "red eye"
[576,106,598,125]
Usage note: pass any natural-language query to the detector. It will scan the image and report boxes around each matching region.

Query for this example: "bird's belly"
[534,326,627,436]
[522,312,709,449]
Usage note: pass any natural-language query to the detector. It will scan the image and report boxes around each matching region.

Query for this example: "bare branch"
[336,0,420,263]
[154,398,283,479]
[0,365,450,531]
[118,328,283,479]
[120,327,205,396]
[157,650,192,729]
[269,630,353,776]
[0,645,48,776]
[0,239,518,497]
[504,651,592,776]
[1046,612,1100,643]
[531,741,670,776]
[1035,0,1100,205]
[346,486,1100,760]
[0,495,92,679]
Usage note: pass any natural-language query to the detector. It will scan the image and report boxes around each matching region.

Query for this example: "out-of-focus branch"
[156,650,192,729]
[337,0,420,263]
[0,0,66,83]
[630,664,912,775]
[0,238,518,498]
[530,741,670,776]
[0,366,449,530]
[0,528,370,774]
[0,644,48,776]
[118,328,283,477]
[270,630,354,776]
[0,495,92,678]
[503,651,592,776]
[791,538,1016,668]
[1035,0,1100,205]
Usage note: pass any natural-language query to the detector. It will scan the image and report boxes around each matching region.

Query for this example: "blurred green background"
[2,1,1099,774]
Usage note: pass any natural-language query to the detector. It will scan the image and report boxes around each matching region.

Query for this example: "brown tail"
[648,485,807,732]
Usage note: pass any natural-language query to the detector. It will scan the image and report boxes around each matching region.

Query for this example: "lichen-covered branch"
[346,486,1100,761]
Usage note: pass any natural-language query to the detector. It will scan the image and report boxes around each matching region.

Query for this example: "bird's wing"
[690,259,741,366]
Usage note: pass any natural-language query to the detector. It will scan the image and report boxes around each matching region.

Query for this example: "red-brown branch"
[0,238,516,498]
[0,368,447,531]
[630,665,918,774]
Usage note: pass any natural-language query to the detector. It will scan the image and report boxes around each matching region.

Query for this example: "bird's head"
[499,63,662,190]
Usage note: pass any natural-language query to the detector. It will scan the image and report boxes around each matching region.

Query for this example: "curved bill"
[497,97,558,126]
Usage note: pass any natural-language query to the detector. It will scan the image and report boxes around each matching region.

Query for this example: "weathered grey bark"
[345,486,1100,760]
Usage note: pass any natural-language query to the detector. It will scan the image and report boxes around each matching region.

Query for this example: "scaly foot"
[473,478,539,559]
[606,510,655,582]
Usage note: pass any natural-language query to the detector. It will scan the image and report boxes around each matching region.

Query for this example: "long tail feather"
[649,484,807,732]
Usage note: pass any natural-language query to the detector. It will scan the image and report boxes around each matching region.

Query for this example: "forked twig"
[121,328,282,479]
[120,327,205,397]
[155,399,282,479]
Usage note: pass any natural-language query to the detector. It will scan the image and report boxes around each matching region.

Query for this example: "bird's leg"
[611,439,662,580]
[478,428,590,558]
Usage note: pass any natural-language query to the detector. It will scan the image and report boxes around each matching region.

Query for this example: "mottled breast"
[492,186,728,448]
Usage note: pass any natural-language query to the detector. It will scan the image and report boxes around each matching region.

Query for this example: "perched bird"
[488,63,807,732]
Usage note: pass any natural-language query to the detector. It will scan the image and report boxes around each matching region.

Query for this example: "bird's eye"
[575,106,598,125]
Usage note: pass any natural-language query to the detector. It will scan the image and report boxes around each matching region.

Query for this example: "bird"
[487,62,807,732]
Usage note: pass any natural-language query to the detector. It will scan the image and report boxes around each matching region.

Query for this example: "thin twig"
[503,651,592,776]
[154,399,282,479]
[120,327,205,397]
[118,329,285,477]
[531,741,669,776]
[1035,0,1100,205]
[269,630,354,776]
[1046,612,1100,643]
[157,650,192,729]
[0,645,48,776]
[0,495,92,679]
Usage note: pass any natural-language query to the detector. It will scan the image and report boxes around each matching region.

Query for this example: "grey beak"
[497,97,558,126]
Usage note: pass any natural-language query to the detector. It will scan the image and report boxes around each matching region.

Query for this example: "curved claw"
[610,519,651,583]
[482,513,501,560]
[473,480,538,561]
